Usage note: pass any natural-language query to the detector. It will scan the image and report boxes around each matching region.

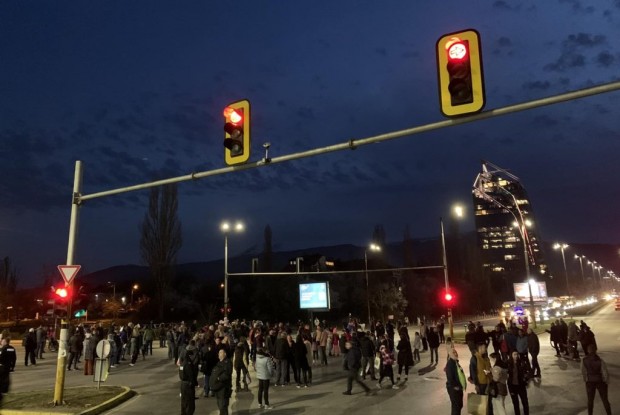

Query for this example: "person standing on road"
[342,340,371,395]
[445,347,466,415]
[507,350,531,415]
[396,331,413,381]
[66,329,81,371]
[23,328,37,367]
[35,325,46,360]
[359,331,376,380]
[274,332,289,386]
[428,326,440,365]
[377,342,399,389]
[0,337,16,403]
[83,331,95,376]
[581,344,611,415]
[255,347,275,409]
[412,332,421,362]
[294,335,310,387]
[210,348,233,415]
[527,328,541,378]
[469,343,493,415]
[567,320,580,361]
[233,336,251,392]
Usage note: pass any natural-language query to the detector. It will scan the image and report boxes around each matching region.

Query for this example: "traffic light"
[223,99,251,166]
[443,290,455,306]
[436,29,485,117]
[54,286,71,302]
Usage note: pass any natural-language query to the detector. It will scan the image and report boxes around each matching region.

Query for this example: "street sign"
[96,339,111,359]
[58,265,81,284]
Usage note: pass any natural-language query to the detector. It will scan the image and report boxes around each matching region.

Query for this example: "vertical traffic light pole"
[440,218,454,339]
[53,160,83,406]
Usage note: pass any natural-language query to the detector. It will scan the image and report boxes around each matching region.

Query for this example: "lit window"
[504,255,516,260]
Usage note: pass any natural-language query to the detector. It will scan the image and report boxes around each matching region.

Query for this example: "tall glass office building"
[472,161,547,300]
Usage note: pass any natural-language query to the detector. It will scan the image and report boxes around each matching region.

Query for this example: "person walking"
[342,340,371,395]
[255,347,274,409]
[445,347,466,415]
[359,331,376,380]
[210,348,233,415]
[581,344,611,415]
[507,350,531,415]
[527,328,541,378]
[233,336,251,392]
[377,342,399,389]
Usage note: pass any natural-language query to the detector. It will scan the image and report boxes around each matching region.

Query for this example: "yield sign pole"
[53,160,83,406]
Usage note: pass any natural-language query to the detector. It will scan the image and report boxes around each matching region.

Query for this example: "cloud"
[544,52,586,72]
[595,51,615,67]
[531,114,559,126]
[493,1,515,10]
[544,32,607,72]
[564,33,606,48]
[558,0,596,14]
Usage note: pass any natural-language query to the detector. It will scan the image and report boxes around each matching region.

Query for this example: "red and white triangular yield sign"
[58,265,81,285]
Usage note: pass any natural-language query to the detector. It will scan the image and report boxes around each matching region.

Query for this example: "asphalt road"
[7,302,620,415]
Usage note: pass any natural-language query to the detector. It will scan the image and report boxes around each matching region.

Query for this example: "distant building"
[472,161,547,300]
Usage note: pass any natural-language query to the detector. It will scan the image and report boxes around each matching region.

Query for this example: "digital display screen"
[299,282,330,310]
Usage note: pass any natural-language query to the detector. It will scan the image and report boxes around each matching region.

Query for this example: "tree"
[102,298,123,318]
[370,282,408,323]
[140,184,182,320]
[0,257,18,309]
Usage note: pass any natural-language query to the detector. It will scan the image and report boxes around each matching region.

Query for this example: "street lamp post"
[574,255,586,283]
[587,260,598,289]
[131,284,139,305]
[553,243,570,295]
[221,220,244,319]
[107,281,116,300]
[364,243,381,328]
[439,217,454,339]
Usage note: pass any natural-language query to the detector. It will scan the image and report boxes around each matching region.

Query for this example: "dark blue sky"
[1,1,619,286]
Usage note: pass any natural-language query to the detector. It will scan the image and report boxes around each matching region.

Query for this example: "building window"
[504,255,516,260]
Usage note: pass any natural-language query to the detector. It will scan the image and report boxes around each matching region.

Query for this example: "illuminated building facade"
[472,161,547,299]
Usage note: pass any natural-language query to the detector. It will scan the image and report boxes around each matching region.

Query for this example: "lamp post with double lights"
[221,221,244,318]
[553,243,570,295]
[440,204,464,339]
[364,243,381,327]
[574,255,586,284]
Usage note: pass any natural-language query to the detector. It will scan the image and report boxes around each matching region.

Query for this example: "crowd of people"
[0,313,613,415]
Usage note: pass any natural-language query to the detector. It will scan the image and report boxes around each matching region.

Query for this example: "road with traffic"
[7,301,620,414]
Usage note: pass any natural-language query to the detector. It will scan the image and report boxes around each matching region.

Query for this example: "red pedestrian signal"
[54,286,72,302]
[445,292,453,302]
[223,99,251,166]
[436,29,485,117]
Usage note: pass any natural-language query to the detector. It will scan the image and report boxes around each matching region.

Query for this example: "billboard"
[299,282,330,310]
[513,282,548,303]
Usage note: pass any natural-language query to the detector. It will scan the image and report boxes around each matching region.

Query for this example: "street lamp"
[574,255,586,283]
[221,220,244,318]
[131,284,139,305]
[440,204,464,339]
[587,260,598,288]
[107,281,116,300]
[553,243,570,295]
[364,243,381,327]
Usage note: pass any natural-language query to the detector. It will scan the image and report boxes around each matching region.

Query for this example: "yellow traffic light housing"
[436,29,485,117]
[223,99,251,165]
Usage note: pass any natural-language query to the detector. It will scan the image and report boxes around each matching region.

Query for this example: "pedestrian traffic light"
[223,99,251,166]
[443,290,455,306]
[436,29,485,117]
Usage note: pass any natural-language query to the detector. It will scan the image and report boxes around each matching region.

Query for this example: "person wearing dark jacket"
[0,338,16,403]
[200,340,219,397]
[396,332,414,381]
[427,327,441,365]
[507,350,531,415]
[67,329,82,370]
[342,340,371,395]
[546,321,562,356]
[445,347,466,415]
[233,337,251,392]
[179,342,199,415]
[527,328,541,378]
[359,332,376,380]
[209,349,233,415]
[294,335,310,387]
[581,344,611,415]
[24,329,37,366]
[274,332,289,386]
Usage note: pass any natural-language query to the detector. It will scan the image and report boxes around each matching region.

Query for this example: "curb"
[0,387,136,415]
[78,386,136,415]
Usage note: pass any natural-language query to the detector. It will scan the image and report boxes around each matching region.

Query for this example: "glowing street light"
[221,220,245,318]
[553,243,570,295]
[364,243,382,326]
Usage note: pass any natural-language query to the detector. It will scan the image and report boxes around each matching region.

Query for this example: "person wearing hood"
[255,347,275,409]
[83,331,95,376]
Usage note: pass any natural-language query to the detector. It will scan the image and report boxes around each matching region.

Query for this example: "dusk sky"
[1,1,619,287]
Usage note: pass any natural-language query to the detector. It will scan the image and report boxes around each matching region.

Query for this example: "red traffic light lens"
[56,288,68,298]
[445,37,468,60]
[445,293,453,301]
[223,107,243,124]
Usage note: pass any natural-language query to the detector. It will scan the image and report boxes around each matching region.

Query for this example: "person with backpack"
[581,344,611,415]
[255,347,275,409]
[179,339,199,415]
